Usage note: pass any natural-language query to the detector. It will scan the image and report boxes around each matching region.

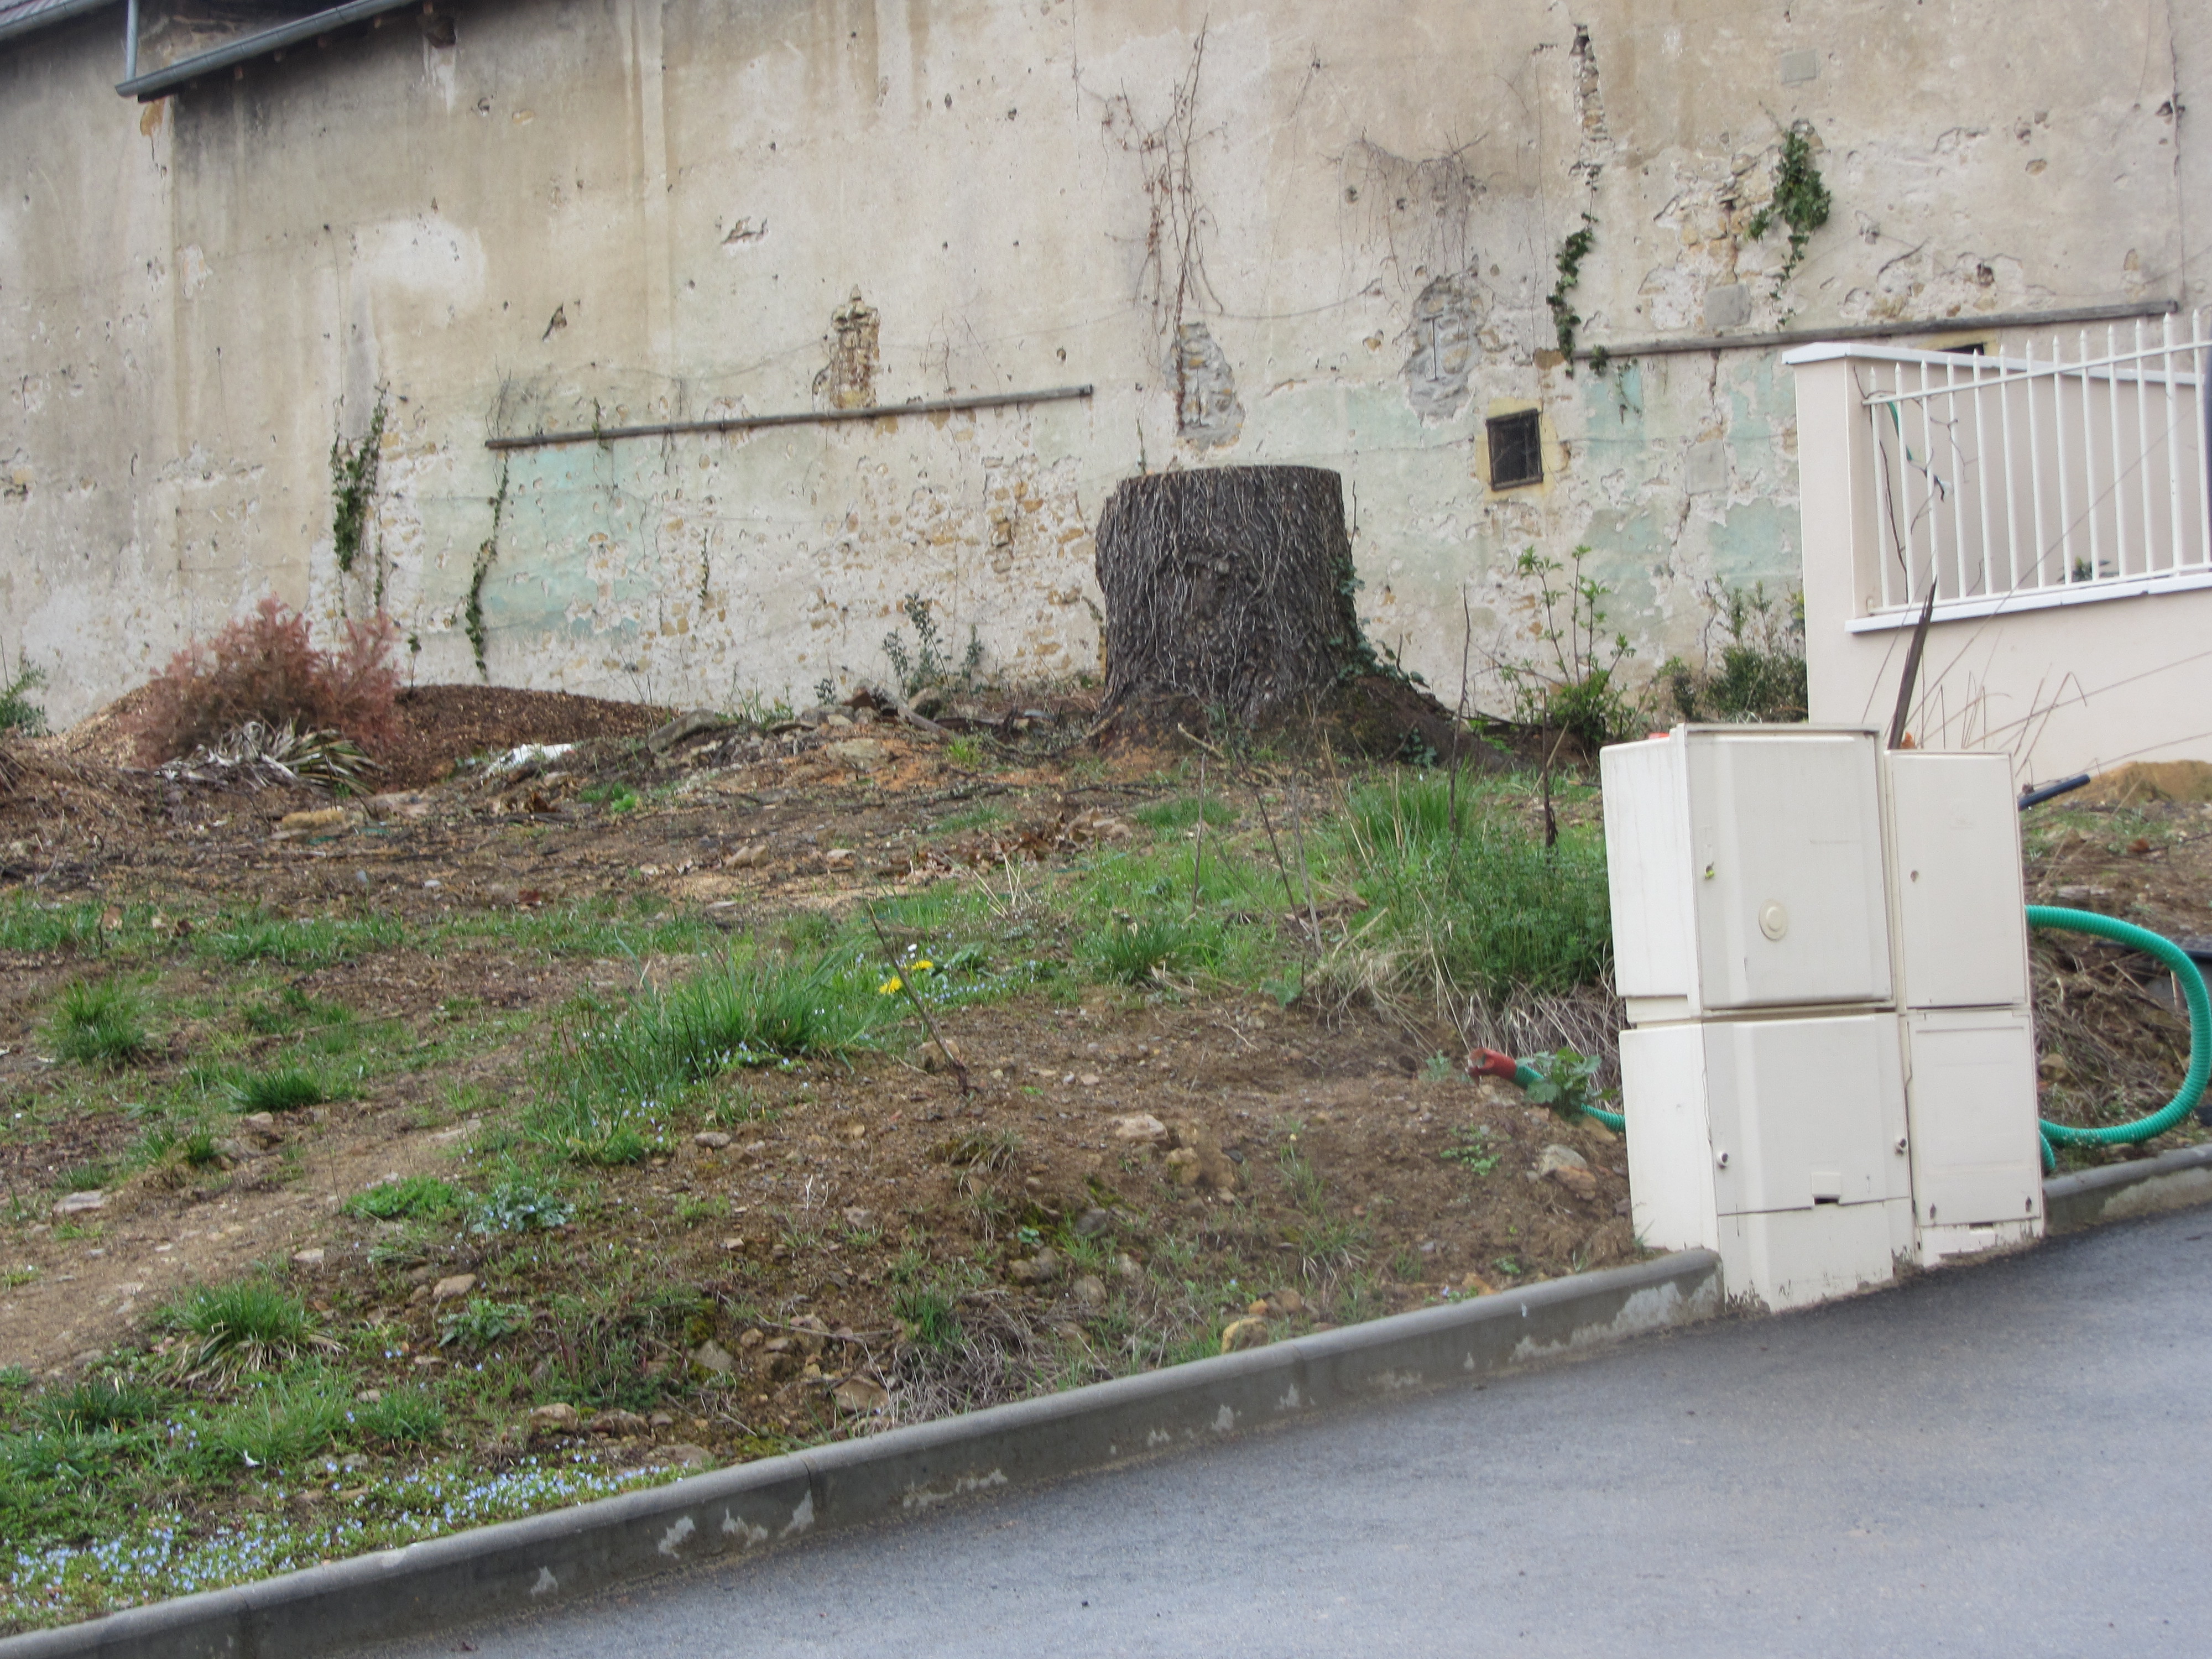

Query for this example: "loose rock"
[588,1408,648,1436]
[278,806,353,834]
[1220,1317,1271,1353]
[660,1443,713,1470]
[431,1274,477,1302]
[832,1374,891,1414]
[51,1190,105,1218]
[1071,1274,1108,1308]
[692,1339,735,1375]
[1111,1113,1167,1144]
[290,1248,326,1268]
[694,1130,733,1149]
[1010,1247,1062,1285]
[823,738,889,772]
[529,1402,581,1433]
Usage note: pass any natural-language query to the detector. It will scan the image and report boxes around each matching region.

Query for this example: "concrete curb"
[0,1250,1722,1659]
[2043,1141,2212,1232]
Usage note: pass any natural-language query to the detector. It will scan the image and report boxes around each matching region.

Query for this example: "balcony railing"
[1848,314,2210,628]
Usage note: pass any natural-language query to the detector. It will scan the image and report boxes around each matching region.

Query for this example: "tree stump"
[1093,466,1364,726]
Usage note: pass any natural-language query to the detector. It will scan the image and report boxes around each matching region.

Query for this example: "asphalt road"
[377,1208,2212,1658]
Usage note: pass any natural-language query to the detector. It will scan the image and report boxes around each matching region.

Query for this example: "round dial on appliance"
[1757,900,1790,941]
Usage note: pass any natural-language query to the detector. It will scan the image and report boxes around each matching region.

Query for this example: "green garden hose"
[1472,905,2211,1168]
[2026,906,2212,1171]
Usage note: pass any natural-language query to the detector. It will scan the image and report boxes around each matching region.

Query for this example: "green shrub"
[1440,1125,1500,1175]
[343,1176,463,1222]
[0,656,46,734]
[241,984,350,1035]
[1495,546,1637,754]
[1656,583,1807,724]
[564,1124,654,1167]
[189,1373,351,1474]
[48,981,154,1068]
[578,951,890,1107]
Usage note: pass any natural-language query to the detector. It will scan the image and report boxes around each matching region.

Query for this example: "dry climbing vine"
[465,458,509,682]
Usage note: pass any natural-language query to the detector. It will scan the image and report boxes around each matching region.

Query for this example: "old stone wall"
[0,0,2199,727]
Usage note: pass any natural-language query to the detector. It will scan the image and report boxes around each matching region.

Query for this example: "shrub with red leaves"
[133,597,401,764]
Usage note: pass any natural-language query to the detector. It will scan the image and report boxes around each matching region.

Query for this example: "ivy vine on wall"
[1546,213,1604,373]
[1746,122,1833,286]
[328,392,388,577]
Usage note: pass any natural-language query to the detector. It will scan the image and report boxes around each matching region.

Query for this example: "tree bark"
[1093,465,1364,726]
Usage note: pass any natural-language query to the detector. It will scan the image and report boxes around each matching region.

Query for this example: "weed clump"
[343,1176,463,1222]
[48,981,154,1068]
[161,1282,338,1381]
[1494,546,1635,754]
[353,1387,446,1447]
[1321,773,1611,1013]
[438,1300,531,1351]
[1656,584,1807,724]
[881,592,983,707]
[134,596,400,765]
[1087,915,1224,985]
[232,1067,326,1114]
[0,653,46,734]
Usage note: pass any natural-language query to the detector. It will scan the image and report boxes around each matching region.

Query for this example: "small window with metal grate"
[1486,410,1543,489]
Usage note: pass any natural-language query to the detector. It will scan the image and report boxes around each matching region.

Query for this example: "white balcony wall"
[1792,326,2212,784]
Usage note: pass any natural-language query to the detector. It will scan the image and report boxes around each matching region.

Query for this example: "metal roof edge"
[0,0,116,51]
[115,0,413,97]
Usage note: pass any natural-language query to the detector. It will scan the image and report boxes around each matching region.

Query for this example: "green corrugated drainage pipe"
[1469,905,2211,1170]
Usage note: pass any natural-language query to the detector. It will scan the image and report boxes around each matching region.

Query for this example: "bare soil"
[0,689,1630,1419]
[1,695,2205,1453]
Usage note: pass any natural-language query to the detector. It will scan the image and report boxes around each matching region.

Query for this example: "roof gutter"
[0,0,113,49]
[116,0,415,98]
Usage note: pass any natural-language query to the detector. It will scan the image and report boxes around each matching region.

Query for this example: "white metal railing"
[1856,312,2211,624]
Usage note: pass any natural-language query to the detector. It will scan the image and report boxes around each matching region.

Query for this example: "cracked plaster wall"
[0,0,2199,725]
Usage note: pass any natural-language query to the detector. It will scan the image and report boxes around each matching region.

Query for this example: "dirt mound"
[2081,760,2212,806]
[377,685,671,788]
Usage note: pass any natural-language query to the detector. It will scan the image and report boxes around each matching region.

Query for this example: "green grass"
[1085,915,1224,984]
[232,1067,327,1114]
[525,949,895,1155]
[196,913,409,968]
[343,1176,465,1222]
[46,981,154,1068]
[1132,795,1239,834]
[159,1282,336,1380]
[1321,773,1611,1007]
